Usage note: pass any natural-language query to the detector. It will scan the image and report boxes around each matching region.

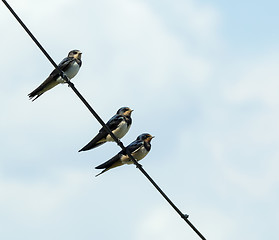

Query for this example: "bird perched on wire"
[95,133,154,177]
[28,49,82,101]
[79,107,133,152]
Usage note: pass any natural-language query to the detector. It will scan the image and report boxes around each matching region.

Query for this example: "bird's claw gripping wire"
[136,163,142,168]
[60,71,73,86]
[60,71,68,81]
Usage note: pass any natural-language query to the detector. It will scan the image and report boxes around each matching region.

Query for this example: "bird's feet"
[136,163,142,168]
[60,71,70,83]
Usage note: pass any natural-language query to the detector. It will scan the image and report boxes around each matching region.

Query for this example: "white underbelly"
[56,62,80,83]
[133,146,149,161]
[106,121,130,142]
[124,146,149,165]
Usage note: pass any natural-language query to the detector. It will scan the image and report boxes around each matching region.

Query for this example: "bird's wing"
[124,139,142,155]
[106,115,124,131]
[94,140,143,177]
[78,131,107,152]
[95,153,122,169]
[28,57,75,100]
[78,115,123,152]
[48,57,74,79]
[28,74,59,100]
[90,115,124,141]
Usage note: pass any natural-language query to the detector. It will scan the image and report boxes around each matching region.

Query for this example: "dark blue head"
[117,107,133,116]
[136,133,154,143]
[68,50,82,59]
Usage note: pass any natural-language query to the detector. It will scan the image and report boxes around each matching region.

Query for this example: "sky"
[1,0,279,239]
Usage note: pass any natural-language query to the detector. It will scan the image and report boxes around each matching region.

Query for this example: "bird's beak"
[125,109,133,116]
[147,135,154,142]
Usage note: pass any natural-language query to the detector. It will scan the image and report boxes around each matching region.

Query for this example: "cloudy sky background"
[1,0,279,239]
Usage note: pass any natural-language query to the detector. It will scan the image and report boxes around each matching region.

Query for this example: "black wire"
[2,1,206,239]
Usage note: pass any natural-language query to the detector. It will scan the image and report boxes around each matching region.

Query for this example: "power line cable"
[2,1,206,239]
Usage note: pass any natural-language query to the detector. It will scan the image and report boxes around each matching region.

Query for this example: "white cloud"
[170,0,221,43]
[225,53,279,106]
[136,203,235,240]
[0,168,91,224]
[209,138,279,195]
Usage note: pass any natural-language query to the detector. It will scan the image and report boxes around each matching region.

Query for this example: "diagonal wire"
[2,1,206,239]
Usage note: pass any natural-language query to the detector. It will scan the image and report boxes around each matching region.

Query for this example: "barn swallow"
[95,133,154,177]
[28,50,82,101]
[79,107,133,152]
